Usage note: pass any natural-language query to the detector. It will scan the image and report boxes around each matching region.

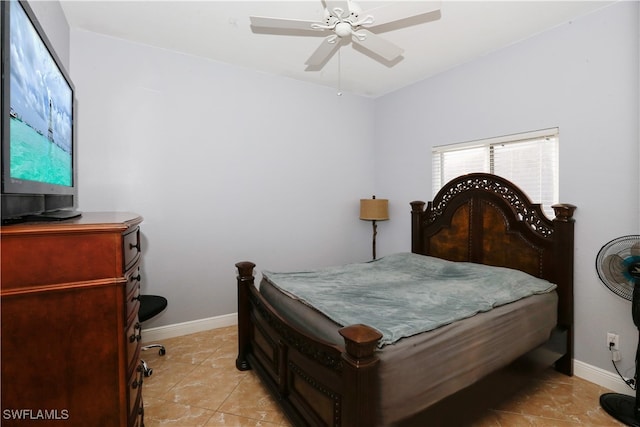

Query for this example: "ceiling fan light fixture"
[335,22,352,38]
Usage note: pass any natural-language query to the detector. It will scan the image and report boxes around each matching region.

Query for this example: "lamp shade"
[360,198,389,221]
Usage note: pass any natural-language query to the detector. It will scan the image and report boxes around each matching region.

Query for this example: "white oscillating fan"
[597,235,640,426]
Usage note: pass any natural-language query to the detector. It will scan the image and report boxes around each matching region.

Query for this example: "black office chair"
[139,294,168,377]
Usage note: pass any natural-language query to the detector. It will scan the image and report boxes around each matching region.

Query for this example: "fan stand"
[600,281,640,426]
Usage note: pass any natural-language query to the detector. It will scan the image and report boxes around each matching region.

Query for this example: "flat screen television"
[1,0,79,223]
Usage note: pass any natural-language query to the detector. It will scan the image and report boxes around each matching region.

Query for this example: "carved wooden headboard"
[411,173,574,278]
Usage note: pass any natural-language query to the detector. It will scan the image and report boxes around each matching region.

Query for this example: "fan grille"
[595,235,640,301]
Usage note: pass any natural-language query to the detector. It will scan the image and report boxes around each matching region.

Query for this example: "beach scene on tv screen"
[9,2,73,187]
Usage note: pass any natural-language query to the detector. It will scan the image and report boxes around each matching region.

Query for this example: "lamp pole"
[360,195,388,261]
[371,219,378,260]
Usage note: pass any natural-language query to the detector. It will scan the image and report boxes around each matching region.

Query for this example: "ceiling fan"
[250,1,442,70]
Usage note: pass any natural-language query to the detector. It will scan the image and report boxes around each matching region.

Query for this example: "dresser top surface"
[1,212,143,236]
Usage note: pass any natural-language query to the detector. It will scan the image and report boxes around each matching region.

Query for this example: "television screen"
[1,0,78,222]
[9,1,73,188]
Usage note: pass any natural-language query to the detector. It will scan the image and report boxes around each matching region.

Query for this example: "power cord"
[610,342,636,390]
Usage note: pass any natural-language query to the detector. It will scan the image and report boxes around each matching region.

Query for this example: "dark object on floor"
[139,294,168,377]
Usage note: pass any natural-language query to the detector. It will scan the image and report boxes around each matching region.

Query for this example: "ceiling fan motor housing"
[335,22,353,38]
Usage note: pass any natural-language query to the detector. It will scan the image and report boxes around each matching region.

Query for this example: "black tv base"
[2,210,84,224]
[27,210,83,221]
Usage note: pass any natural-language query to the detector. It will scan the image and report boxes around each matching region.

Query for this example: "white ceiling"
[59,1,616,98]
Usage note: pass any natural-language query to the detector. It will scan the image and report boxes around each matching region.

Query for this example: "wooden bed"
[235,173,576,427]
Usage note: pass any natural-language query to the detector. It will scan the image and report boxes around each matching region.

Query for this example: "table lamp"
[360,196,389,260]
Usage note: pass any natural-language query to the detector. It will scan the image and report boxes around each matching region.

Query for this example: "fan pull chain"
[337,48,342,96]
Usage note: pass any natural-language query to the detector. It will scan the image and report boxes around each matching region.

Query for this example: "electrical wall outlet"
[607,332,620,351]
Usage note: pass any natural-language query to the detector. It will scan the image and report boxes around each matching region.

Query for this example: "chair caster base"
[141,360,153,377]
[142,343,166,356]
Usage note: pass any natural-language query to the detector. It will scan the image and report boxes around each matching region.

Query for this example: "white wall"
[374,1,640,379]
[70,30,376,328]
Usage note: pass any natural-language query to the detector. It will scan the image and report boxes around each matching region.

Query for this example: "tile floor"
[141,326,626,426]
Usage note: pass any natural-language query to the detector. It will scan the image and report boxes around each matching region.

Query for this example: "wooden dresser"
[1,212,145,427]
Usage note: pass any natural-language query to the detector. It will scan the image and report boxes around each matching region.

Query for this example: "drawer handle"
[129,241,140,251]
[130,273,141,282]
[129,324,142,342]
[132,364,145,389]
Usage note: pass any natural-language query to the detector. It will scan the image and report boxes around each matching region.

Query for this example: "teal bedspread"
[262,253,556,347]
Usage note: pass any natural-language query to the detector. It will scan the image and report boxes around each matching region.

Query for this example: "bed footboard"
[235,261,383,427]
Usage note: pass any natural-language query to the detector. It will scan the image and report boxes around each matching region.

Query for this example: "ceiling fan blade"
[305,36,341,67]
[352,29,403,61]
[364,1,441,28]
[325,1,350,17]
[250,16,322,32]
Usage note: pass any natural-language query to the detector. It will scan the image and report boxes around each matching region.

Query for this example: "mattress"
[261,253,556,347]
[259,274,557,425]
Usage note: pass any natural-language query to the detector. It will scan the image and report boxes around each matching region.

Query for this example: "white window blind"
[432,128,559,217]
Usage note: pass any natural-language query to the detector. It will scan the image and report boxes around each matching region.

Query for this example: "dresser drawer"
[129,398,144,427]
[123,227,141,271]
[126,266,141,319]
[128,363,144,425]
[126,262,141,296]
[126,315,142,374]
[126,287,141,321]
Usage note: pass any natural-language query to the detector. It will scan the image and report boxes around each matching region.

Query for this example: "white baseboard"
[143,314,634,398]
[574,359,634,396]
[141,313,237,343]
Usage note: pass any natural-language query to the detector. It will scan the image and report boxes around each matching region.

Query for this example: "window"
[432,128,559,217]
